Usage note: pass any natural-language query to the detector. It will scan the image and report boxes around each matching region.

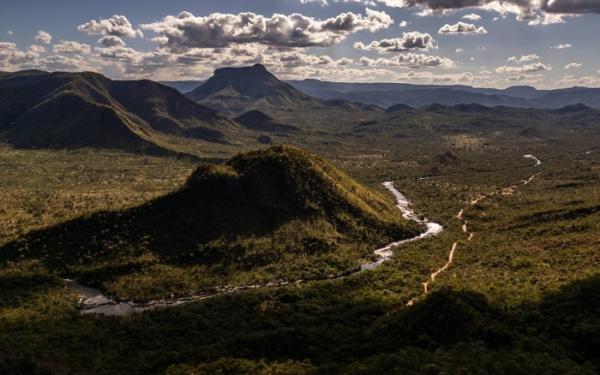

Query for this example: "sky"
[1,0,599,89]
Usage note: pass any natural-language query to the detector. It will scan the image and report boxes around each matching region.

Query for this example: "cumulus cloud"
[462,13,482,20]
[393,70,494,85]
[557,73,600,87]
[53,40,91,54]
[28,45,46,53]
[40,55,95,72]
[7,31,13,35]
[496,62,552,73]
[455,48,463,53]
[399,20,408,27]
[506,73,543,83]
[439,22,487,34]
[337,57,353,65]
[359,53,454,68]
[98,36,126,48]
[78,15,143,38]
[508,54,541,62]
[0,42,41,71]
[564,62,582,69]
[332,0,597,26]
[520,54,540,61]
[354,32,434,53]
[0,42,17,60]
[140,9,393,51]
[551,44,571,49]
[34,31,52,44]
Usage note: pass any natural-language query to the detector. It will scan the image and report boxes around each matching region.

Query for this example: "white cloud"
[496,62,552,73]
[557,73,600,87]
[7,31,13,35]
[462,13,482,20]
[28,45,45,53]
[329,0,595,27]
[507,54,540,62]
[39,55,96,72]
[399,20,408,27]
[337,57,353,65]
[520,54,540,61]
[564,62,582,69]
[78,15,143,38]
[455,48,463,53]
[439,22,487,34]
[97,36,126,48]
[354,32,434,53]
[53,40,91,54]
[0,42,41,71]
[393,70,494,85]
[140,9,393,51]
[551,44,571,49]
[34,31,52,44]
[359,53,455,68]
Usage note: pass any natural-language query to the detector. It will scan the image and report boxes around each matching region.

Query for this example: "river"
[66,181,443,316]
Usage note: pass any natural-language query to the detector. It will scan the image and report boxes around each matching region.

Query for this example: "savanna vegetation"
[3,67,600,374]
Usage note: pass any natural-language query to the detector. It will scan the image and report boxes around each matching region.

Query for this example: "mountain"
[186,64,382,119]
[386,103,412,113]
[0,70,247,157]
[233,110,300,133]
[159,80,206,94]
[187,64,322,116]
[287,79,600,109]
[0,145,421,301]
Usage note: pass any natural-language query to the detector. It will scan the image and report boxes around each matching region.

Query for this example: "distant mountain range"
[285,80,600,109]
[162,77,600,110]
[3,66,600,157]
[0,70,250,157]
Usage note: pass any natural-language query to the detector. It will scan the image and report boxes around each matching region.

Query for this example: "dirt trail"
[407,166,542,306]
[525,172,541,185]
[431,242,458,282]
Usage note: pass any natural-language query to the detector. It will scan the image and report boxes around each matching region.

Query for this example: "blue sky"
[1,0,599,88]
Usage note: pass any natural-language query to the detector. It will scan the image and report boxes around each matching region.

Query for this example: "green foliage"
[0,146,419,301]
[3,95,600,374]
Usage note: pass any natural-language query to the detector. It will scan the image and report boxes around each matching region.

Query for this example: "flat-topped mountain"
[187,64,321,115]
[1,145,421,301]
[186,64,382,118]
[0,70,246,156]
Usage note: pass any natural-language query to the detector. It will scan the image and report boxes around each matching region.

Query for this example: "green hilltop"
[1,145,421,301]
[0,70,254,157]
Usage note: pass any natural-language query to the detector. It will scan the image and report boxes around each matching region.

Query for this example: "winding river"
[524,154,542,166]
[66,181,443,316]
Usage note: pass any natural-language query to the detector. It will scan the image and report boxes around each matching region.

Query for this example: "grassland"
[2,106,600,374]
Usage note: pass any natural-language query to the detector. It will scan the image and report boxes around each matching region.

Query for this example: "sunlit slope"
[0,145,422,300]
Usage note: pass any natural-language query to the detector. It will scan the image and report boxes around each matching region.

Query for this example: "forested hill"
[0,145,421,301]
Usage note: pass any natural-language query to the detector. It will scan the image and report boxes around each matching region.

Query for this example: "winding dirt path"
[431,242,457,282]
[407,159,542,306]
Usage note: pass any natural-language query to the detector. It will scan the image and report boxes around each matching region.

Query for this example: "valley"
[2,64,600,374]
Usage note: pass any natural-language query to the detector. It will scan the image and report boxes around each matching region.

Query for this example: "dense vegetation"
[3,66,600,374]
[0,145,419,301]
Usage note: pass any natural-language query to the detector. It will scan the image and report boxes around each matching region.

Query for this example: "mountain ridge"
[0,70,249,157]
